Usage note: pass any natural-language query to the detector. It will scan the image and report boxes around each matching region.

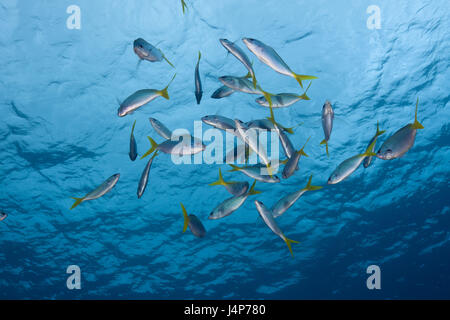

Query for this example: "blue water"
[0,0,449,300]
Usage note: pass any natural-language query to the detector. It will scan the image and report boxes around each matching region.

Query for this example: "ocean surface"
[0,0,449,300]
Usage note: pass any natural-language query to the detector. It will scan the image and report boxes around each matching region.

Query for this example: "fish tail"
[163,55,175,68]
[375,121,386,137]
[305,174,323,191]
[181,0,187,14]
[363,139,378,157]
[266,105,293,134]
[70,197,85,210]
[320,139,329,157]
[131,120,136,136]
[198,51,202,63]
[228,164,241,172]
[180,203,190,233]
[251,73,258,89]
[209,168,227,186]
[283,236,300,257]
[298,81,312,100]
[248,180,262,196]
[244,72,252,79]
[298,136,311,157]
[412,97,424,129]
[261,90,273,108]
[159,73,177,100]
[141,136,158,159]
[293,73,318,89]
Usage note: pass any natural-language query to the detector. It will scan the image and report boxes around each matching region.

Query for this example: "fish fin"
[298,136,311,157]
[70,197,85,210]
[375,121,386,137]
[209,168,227,186]
[362,139,378,157]
[292,73,318,89]
[181,0,187,14]
[141,136,159,159]
[251,73,257,89]
[248,180,261,195]
[131,120,136,137]
[244,72,252,79]
[163,55,175,68]
[266,106,294,134]
[298,81,312,100]
[283,236,300,257]
[280,158,289,165]
[198,51,202,63]
[180,203,190,233]
[412,98,424,129]
[320,139,329,157]
[228,164,241,172]
[159,73,177,99]
[261,90,273,108]
[305,174,322,191]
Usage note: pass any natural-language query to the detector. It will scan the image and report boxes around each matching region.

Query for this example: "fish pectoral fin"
[70,197,85,210]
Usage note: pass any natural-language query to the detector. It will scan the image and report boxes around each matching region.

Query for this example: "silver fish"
[211,85,235,99]
[328,138,378,185]
[181,203,206,238]
[219,76,274,106]
[137,152,158,199]
[242,38,317,88]
[321,101,334,157]
[209,181,260,220]
[220,38,257,89]
[133,38,174,68]
[229,164,280,184]
[254,200,300,256]
[377,98,424,160]
[149,118,172,140]
[129,120,138,161]
[141,135,205,159]
[271,175,322,218]
[209,168,249,197]
[282,137,310,179]
[363,121,386,168]
[118,74,176,117]
[195,51,203,104]
[255,88,310,108]
[70,174,120,210]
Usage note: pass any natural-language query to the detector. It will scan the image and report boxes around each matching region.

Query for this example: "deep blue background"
[0,0,449,299]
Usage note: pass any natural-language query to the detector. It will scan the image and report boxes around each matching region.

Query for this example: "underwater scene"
[0,0,449,300]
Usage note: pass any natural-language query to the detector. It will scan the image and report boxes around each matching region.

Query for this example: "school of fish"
[59,2,425,258]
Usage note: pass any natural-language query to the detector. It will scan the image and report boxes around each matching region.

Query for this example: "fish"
[141,135,205,159]
[363,121,386,168]
[220,38,257,89]
[242,38,317,88]
[181,203,206,238]
[219,75,274,107]
[211,85,235,99]
[209,168,249,197]
[209,180,260,220]
[70,174,120,210]
[328,137,379,185]
[181,0,188,14]
[229,164,280,184]
[254,200,300,257]
[234,119,273,175]
[0,211,7,222]
[271,175,322,218]
[137,151,158,199]
[149,118,173,140]
[255,82,312,108]
[202,115,241,132]
[321,101,334,157]
[377,98,424,160]
[195,51,203,104]
[282,137,311,179]
[129,120,138,161]
[223,143,252,164]
[118,74,176,117]
[133,38,175,68]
